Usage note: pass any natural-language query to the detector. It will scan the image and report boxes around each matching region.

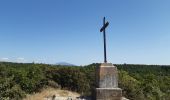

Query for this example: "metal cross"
[100,17,109,63]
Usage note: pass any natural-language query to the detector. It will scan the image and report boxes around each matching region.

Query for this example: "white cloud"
[16,57,26,63]
[1,58,9,60]
[1,58,9,61]
[17,58,24,60]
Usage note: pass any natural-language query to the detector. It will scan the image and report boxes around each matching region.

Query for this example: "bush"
[0,77,26,100]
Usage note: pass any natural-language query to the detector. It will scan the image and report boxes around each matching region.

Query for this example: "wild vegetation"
[0,62,170,100]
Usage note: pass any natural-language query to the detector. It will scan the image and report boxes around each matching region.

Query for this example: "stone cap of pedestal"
[100,63,116,67]
[96,88,122,91]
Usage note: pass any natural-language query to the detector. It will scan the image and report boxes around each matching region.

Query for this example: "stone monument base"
[96,88,122,100]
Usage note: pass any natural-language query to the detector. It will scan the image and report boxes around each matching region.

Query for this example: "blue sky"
[0,0,170,65]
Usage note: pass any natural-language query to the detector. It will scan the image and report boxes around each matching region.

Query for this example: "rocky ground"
[23,87,81,100]
[23,87,128,100]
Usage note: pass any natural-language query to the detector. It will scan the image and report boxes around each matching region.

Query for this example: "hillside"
[0,62,170,100]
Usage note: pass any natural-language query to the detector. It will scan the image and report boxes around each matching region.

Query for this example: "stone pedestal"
[95,63,122,100]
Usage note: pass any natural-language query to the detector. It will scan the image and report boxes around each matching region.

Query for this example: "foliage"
[0,62,170,100]
[0,76,26,100]
[46,67,89,94]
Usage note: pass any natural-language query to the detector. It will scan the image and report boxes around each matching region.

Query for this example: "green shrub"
[0,77,25,100]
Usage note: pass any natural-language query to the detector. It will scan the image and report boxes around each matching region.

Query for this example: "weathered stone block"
[96,63,118,88]
[96,88,122,100]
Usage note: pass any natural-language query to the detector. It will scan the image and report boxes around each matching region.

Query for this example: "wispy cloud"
[17,58,24,60]
[16,57,26,63]
[1,58,9,61]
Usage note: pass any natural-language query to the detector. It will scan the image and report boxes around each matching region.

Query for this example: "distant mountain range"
[56,62,77,66]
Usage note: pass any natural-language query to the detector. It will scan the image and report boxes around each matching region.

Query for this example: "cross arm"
[100,22,109,32]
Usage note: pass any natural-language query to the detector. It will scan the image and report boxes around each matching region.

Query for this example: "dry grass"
[23,87,80,100]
